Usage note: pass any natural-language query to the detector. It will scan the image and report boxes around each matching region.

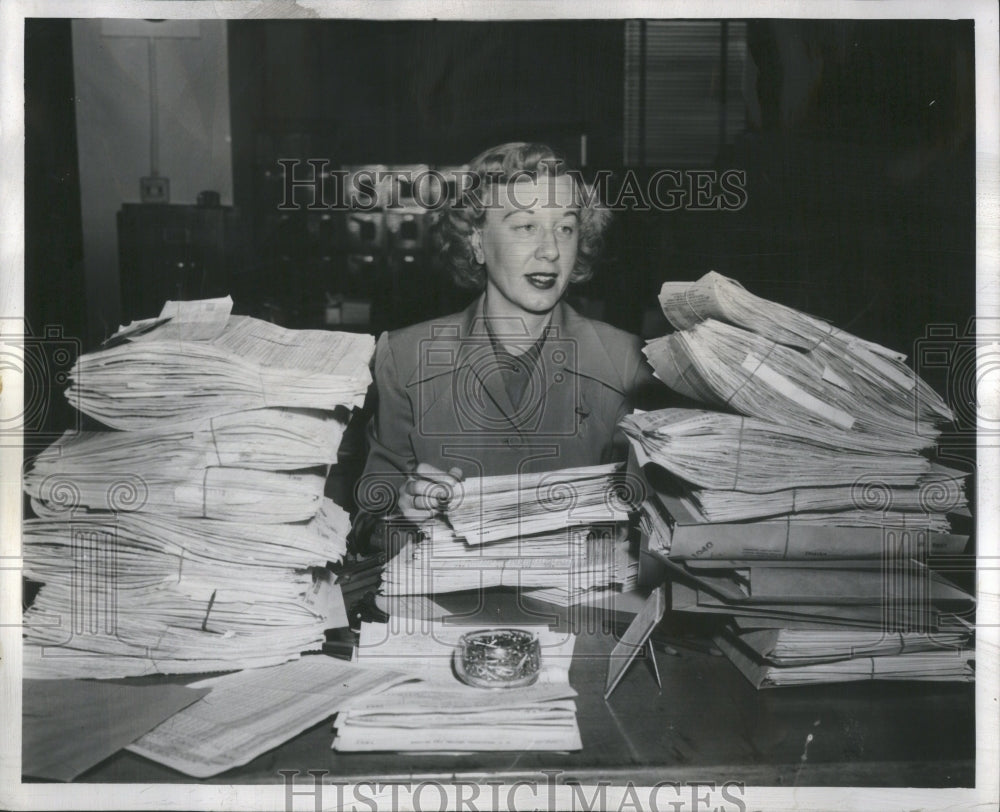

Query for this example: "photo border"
[1,1,997,810]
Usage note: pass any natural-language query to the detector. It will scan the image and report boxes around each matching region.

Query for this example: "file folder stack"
[628,273,974,686]
[381,464,635,606]
[22,297,372,677]
[714,624,974,688]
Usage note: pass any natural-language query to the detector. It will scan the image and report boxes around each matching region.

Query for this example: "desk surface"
[72,591,975,788]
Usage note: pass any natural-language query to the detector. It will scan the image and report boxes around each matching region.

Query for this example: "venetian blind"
[624,20,748,166]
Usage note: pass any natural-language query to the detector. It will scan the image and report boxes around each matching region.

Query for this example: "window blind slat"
[624,20,747,166]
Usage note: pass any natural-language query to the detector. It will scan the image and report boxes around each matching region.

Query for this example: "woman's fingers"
[399,463,466,519]
[405,478,455,503]
[404,484,456,511]
[408,465,464,501]
[414,462,465,485]
[396,489,428,523]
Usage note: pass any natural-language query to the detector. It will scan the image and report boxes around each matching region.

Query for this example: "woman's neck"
[482,288,554,346]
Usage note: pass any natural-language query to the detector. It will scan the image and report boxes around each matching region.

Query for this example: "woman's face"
[476,174,580,317]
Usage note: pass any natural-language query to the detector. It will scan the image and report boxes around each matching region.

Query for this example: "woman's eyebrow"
[500,208,579,221]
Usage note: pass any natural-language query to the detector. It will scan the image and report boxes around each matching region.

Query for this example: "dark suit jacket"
[353,295,664,524]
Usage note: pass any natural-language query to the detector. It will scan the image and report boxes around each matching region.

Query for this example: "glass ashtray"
[453,628,541,689]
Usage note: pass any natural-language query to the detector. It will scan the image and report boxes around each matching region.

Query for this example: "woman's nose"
[535,228,559,261]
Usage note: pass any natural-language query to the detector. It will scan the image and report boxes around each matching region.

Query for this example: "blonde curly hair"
[432,142,612,290]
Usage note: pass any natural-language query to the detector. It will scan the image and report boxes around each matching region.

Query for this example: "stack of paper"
[67,297,374,429]
[642,488,969,562]
[727,625,971,665]
[655,271,952,436]
[22,503,349,678]
[625,409,967,531]
[645,320,944,450]
[667,565,975,632]
[27,408,345,470]
[622,409,931,492]
[382,524,633,605]
[381,464,634,605]
[715,629,974,688]
[672,558,975,607]
[632,272,974,686]
[660,270,901,352]
[681,468,967,528]
[25,456,328,523]
[23,501,349,587]
[22,297,370,678]
[333,622,581,751]
[444,463,630,545]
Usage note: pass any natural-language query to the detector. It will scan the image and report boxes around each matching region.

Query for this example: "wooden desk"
[73,591,974,787]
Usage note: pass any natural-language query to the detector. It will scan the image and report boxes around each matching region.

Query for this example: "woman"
[352,142,662,551]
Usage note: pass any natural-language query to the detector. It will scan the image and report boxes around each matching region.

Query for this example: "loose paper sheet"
[127,657,412,778]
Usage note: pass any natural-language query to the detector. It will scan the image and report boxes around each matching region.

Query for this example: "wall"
[72,19,233,345]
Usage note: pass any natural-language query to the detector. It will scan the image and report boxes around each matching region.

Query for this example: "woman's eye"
[513,223,536,232]
[557,224,576,236]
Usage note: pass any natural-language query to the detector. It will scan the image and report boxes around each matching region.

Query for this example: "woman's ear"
[471,230,485,265]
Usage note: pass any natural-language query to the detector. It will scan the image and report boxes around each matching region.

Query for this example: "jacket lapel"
[404,296,627,437]
[463,314,521,429]
[405,294,521,434]
[542,301,628,395]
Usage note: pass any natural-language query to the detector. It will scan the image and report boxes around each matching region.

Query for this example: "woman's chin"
[516,285,568,314]
[518,295,562,314]
[485,280,568,317]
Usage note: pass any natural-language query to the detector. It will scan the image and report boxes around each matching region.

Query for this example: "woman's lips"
[525,273,558,289]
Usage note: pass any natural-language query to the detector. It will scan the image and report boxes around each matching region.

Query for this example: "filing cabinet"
[117,203,244,323]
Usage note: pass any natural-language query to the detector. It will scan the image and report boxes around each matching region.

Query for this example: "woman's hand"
[397,463,465,524]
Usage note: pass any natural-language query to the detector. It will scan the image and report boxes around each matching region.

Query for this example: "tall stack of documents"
[66,297,373,428]
[24,415,338,523]
[380,464,635,606]
[22,297,372,677]
[630,273,974,687]
[333,622,582,752]
[623,409,967,532]
[382,524,635,605]
[644,271,952,450]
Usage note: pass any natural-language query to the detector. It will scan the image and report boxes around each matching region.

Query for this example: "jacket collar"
[405,292,626,394]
